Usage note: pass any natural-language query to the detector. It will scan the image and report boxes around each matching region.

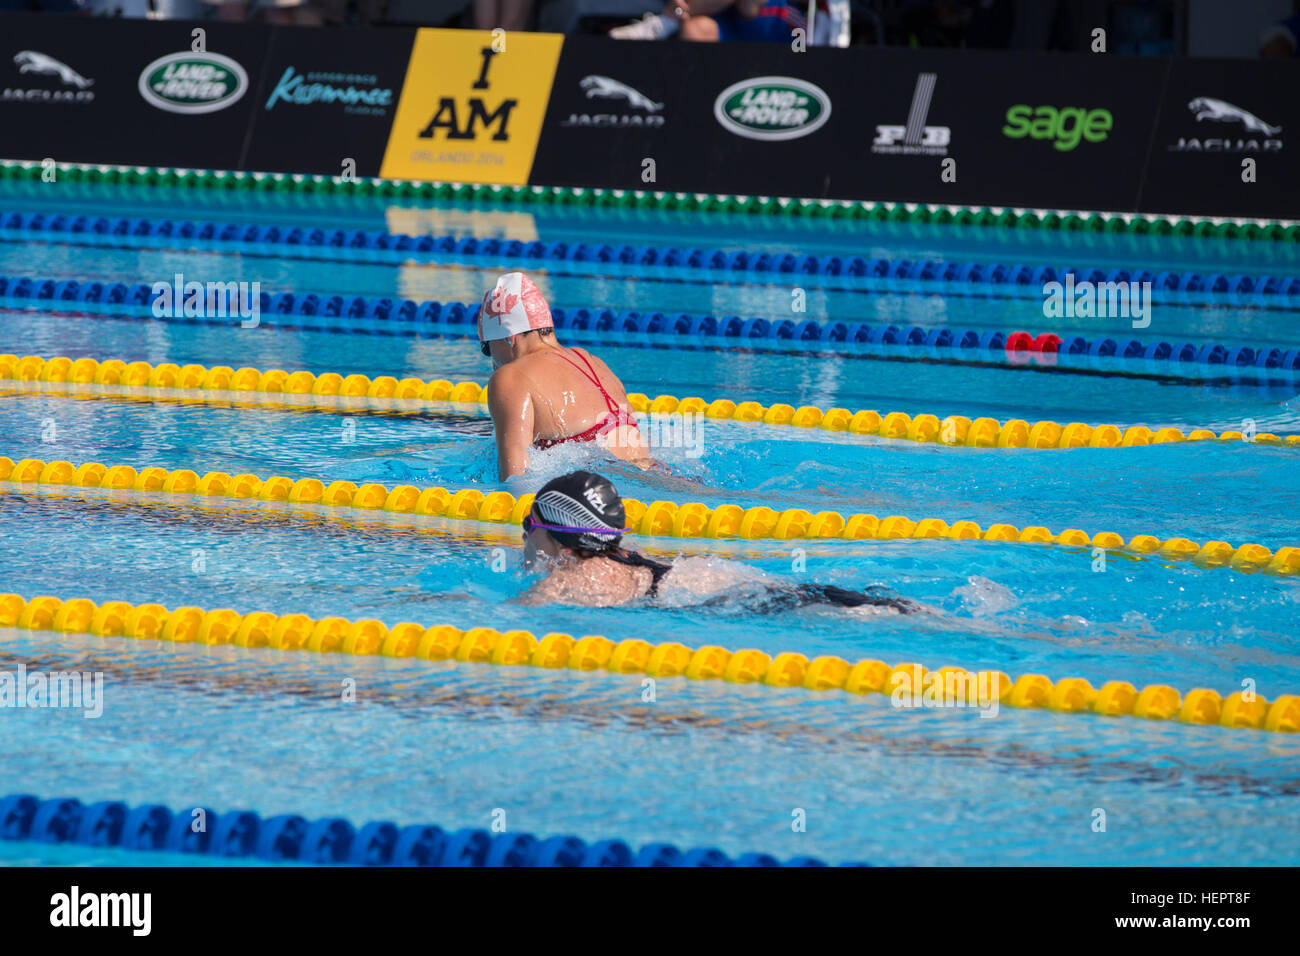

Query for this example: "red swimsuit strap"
[549,348,620,414]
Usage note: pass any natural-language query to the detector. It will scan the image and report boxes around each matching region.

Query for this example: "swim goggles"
[522,512,631,538]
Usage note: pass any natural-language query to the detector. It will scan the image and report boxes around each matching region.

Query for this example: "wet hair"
[527,471,627,553]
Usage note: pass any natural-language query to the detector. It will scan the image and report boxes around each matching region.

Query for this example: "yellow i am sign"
[381,29,562,185]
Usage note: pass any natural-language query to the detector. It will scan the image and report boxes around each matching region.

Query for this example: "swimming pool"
[1,169,1298,866]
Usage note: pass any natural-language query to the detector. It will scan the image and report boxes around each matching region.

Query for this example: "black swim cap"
[528,471,627,553]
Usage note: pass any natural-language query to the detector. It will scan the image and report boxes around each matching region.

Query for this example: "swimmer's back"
[496,346,646,456]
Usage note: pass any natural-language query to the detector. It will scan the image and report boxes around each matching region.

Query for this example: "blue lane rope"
[4,210,1300,299]
[0,793,846,867]
[2,272,1297,374]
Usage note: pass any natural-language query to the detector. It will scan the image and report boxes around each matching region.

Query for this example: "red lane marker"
[1033,333,1062,354]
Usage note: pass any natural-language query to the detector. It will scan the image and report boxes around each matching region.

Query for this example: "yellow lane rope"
[2,593,1296,734]
[3,456,1298,576]
[3,353,1296,449]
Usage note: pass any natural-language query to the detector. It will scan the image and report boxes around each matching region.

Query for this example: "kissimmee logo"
[380,29,562,185]
[713,76,831,142]
[265,67,393,116]
[3,51,95,103]
[1169,97,1283,152]
[1002,104,1113,151]
[139,51,248,115]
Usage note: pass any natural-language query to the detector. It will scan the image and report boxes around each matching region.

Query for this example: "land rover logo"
[138,52,248,114]
[713,76,830,141]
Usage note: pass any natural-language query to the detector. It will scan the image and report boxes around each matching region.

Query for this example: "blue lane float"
[0,793,846,867]
[1,272,1297,374]
[3,210,1300,300]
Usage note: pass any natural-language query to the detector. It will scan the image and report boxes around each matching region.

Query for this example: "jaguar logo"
[579,75,663,113]
[1188,97,1280,136]
[14,51,93,89]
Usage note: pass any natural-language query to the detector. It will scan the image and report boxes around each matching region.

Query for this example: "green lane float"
[3,159,1297,243]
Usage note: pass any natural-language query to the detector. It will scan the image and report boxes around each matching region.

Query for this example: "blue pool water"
[1,178,1298,865]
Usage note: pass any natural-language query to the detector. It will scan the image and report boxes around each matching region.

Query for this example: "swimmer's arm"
[487,367,534,481]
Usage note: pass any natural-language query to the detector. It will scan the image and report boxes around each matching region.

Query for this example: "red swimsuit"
[533,349,639,450]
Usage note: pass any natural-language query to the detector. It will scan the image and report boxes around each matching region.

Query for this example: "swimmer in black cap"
[518,470,920,612]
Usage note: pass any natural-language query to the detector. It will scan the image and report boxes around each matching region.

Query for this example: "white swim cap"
[478,272,554,344]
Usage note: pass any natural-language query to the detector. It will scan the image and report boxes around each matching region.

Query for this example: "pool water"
[1,178,1298,865]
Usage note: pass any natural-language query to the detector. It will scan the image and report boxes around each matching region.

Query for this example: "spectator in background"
[475,0,532,29]
[80,0,205,15]
[611,0,849,45]
[202,0,324,21]
[899,0,1012,48]
[1008,0,1108,51]
[1,0,88,10]
[1260,13,1300,57]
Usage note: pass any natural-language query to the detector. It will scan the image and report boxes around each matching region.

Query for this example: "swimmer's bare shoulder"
[485,359,526,403]
[512,569,572,607]
[514,559,652,607]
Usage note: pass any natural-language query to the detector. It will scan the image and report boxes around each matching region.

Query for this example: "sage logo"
[138,51,248,114]
[1002,105,1112,151]
[713,76,831,142]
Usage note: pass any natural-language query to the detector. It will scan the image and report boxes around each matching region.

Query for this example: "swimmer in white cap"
[479,272,652,480]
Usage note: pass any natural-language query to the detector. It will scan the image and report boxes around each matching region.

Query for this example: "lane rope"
[4,353,1295,450]
[4,456,1299,576]
[2,593,1296,734]
[4,272,1297,373]
[4,208,1299,300]
[4,159,1299,241]
[0,792,827,866]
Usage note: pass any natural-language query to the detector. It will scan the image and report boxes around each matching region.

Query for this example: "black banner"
[242,26,414,178]
[0,12,1297,219]
[1137,57,1297,220]
[529,35,685,193]
[532,40,1168,213]
[0,12,270,171]
[0,864,1283,939]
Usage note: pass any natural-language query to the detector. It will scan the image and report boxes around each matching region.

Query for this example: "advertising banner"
[379,28,563,185]
[243,26,414,178]
[0,13,1294,219]
[532,40,1167,212]
[932,50,1168,212]
[1137,56,1298,219]
[0,12,269,171]
[529,35,682,193]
